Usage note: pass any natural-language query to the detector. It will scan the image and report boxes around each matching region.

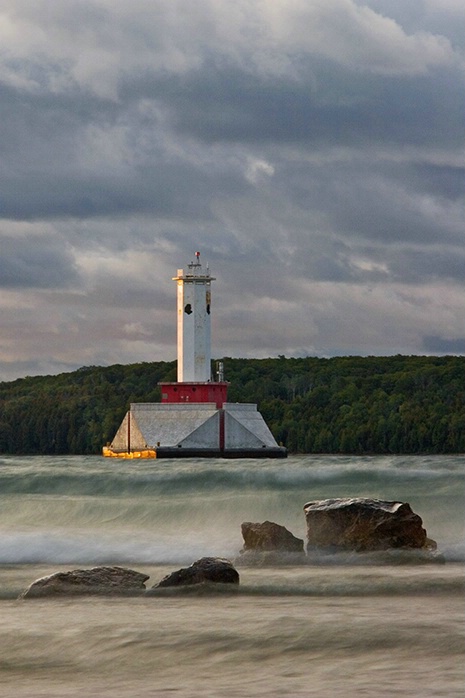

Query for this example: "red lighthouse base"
[160,381,229,409]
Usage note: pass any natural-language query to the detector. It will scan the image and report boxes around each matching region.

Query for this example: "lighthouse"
[160,252,228,409]
[174,251,213,382]
[103,253,287,459]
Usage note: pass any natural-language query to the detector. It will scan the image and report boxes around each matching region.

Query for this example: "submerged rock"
[154,557,239,588]
[303,498,437,553]
[239,520,305,565]
[20,566,149,599]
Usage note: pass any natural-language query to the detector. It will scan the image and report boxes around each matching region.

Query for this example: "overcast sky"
[0,0,464,382]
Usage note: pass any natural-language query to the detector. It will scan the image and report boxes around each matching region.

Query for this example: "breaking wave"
[0,454,463,565]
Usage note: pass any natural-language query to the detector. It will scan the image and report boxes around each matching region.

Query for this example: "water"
[0,454,463,697]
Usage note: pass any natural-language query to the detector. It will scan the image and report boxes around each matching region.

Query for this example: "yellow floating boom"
[102,446,157,459]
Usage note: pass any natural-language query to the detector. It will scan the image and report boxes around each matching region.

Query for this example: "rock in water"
[155,557,239,588]
[20,566,150,598]
[241,521,304,553]
[239,520,305,566]
[303,498,436,553]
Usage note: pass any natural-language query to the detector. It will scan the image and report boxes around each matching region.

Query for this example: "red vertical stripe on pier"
[219,409,225,452]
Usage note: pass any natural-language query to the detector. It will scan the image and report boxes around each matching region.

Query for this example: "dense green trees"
[0,355,464,454]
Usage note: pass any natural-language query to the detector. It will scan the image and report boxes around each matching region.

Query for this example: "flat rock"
[154,557,239,588]
[19,566,150,599]
[303,497,437,553]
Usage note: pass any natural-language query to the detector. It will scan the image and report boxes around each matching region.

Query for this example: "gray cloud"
[423,336,465,354]
[0,234,79,288]
[157,61,463,153]
[0,0,464,380]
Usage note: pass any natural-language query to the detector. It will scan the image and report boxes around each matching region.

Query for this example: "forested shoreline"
[0,355,464,455]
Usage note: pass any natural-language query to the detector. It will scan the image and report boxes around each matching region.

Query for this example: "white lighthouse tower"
[173,251,213,383]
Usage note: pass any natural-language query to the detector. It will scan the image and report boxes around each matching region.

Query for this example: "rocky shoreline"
[19,497,444,598]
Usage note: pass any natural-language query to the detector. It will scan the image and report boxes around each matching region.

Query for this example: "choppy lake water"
[0,454,463,697]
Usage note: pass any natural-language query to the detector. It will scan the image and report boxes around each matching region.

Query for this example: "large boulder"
[303,498,437,553]
[19,566,149,599]
[154,557,239,588]
[239,520,305,565]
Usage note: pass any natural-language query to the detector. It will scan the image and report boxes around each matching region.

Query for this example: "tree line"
[0,355,464,455]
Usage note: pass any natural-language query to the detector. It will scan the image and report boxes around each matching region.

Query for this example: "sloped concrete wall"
[129,403,219,448]
[224,403,279,448]
[179,411,220,448]
[110,412,147,450]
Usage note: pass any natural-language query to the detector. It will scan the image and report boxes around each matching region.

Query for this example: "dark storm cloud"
[155,60,463,152]
[0,2,462,229]
[268,153,464,252]
[0,163,243,222]
[0,4,462,225]
[0,83,246,221]
[319,167,462,246]
[0,234,79,288]
[390,248,465,284]
[408,163,465,202]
